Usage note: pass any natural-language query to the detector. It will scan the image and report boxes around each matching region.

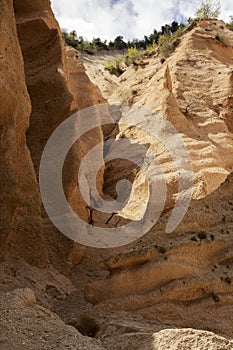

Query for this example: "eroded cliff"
[83,20,233,222]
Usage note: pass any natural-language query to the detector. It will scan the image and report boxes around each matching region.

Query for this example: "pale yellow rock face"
[80,51,122,100]
[96,328,233,350]
[152,328,233,350]
[83,20,233,220]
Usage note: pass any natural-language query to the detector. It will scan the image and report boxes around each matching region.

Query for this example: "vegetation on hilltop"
[229,16,233,31]
[195,0,221,20]
[62,21,185,53]
[62,0,233,73]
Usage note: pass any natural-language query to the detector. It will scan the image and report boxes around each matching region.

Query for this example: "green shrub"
[158,26,186,57]
[61,31,97,52]
[229,16,233,31]
[158,34,173,57]
[195,0,221,20]
[78,40,96,52]
[143,42,157,56]
[125,47,143,66]
[104,56,124,76]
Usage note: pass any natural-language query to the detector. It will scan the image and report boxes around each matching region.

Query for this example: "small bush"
[104,56,125,76]
[191,236,198,242]
[143,42,157,56]
[229,16,233,31]
[195,0,221,20]
[125,47,143,66]
[158,26,186,57]
[158,34,173,57]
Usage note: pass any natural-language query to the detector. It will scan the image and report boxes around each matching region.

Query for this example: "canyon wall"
[0,0,107,269]
[0,0,46,266]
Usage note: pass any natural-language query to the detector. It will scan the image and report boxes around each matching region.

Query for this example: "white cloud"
[50,0,233,41]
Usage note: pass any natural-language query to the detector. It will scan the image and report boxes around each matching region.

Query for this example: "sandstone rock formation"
[14,0,106,221]
[99,327,233,350]
[102,328,233,350]
[0,2,233,349]
[152,328,233,350]
[83,20,233,221]
[0,0,46,267]
[2,0,111,272]
[85,173,233,338]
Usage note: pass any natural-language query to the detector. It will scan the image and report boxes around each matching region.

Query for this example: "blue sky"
[50,0,233,41]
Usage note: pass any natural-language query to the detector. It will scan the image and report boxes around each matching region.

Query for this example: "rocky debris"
[0,260,76,309]
[0,288,105,350]
[1,289,232,350]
